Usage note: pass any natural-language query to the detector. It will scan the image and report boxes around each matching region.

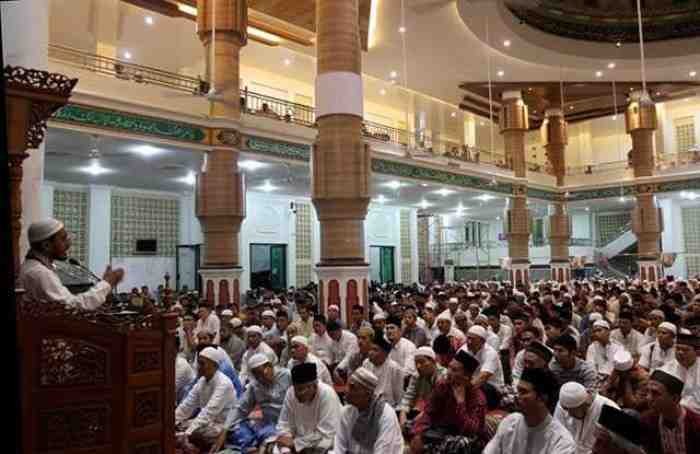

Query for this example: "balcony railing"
[243,88,315,128]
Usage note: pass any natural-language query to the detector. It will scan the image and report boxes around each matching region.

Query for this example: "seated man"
[638,321,676,372]
[484,368,575,454]
[326,320,359,372]
[220,319,246,372]
[334,326,374,384]
[276,363,342,453]
[660,331,700,413]
[191,331,244,398]
[586,320,623,380]
[386,315,418,376]
[175,337,195,404]
[333,367,404,453]
[592,405,644,454]
[288,335,333,386]
[361,330,405,407]
[410,350,487,454]
[599,350,649,412]
[554,382,619,454]
[240,325,278,383]
[175,347,237,449]
[398,346,446,428]
[461,325,504,391]
[551,334,598,391]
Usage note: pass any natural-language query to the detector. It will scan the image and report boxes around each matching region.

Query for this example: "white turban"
[449,297,459,304]
[436,311,452,322]
[559,382,588,409]
[221,309,233,316]
[650,310,665,319]
[199,347,220,365]
[613,350,634,372]
[248,353,270,369]
[658,322,677,335]
[246,325,263,336]
[28,218,64,243]
[593,320,611,330]
[468,325,487,340]
[589,313,603,323]
[425,302,437,310]
[262,310,275,318]
[328,305,340,312]
[373,312,386,322]
[349,367,378,391]
[291,335,309,348]
[230,318,243,328]
[414,346,436,361]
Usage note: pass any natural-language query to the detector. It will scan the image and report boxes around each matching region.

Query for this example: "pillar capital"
[499,97,529,133]
[196,0,248,46]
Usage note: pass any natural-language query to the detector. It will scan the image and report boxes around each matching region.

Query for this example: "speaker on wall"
[135,239,157,255]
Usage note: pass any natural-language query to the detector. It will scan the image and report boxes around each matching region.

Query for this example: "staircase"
[598,222,637,259]
[593,222,638,278]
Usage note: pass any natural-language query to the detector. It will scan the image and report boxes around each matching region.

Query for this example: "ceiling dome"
[506,0,700,43]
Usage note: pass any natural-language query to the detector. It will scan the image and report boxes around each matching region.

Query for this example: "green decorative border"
[527,187,558,201]
[52,104,207,143]
[567,186,634,202]
[243,136,311,161]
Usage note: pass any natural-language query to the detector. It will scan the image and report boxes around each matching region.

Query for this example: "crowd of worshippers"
[171,278,700,454]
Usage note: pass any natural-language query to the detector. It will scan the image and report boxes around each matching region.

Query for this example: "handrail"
[243,88,315,127]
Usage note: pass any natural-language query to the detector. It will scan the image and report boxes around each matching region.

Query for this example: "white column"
[464,115,476,147]
[179,191,203,245]
[88,186,112,272]
[660,198,685,278]
[40,183,54,220]
[3,0,49,259]
[288,201,297,289]
[410,209,419,284]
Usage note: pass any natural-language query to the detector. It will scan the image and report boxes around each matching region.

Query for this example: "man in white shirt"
[554,381,619,454]
[586,320,623,377]
[276,363,342,453]
[643,309,666,346]
[610,310,645,360]
[288,335,333,386]
[385,316,417,376]
[326,320,359,369]
[639,321,677,372]
[333,367,404,454]
[18,218,124,310]
[461,325,504,390]
[475,314,501,350]
[175,347,236,446]
[661,331,700,413]
[239,325,278,383]
[261,309,279,340]
[310,315,335,365]
[195,304,221,345]
[362,330,405,406]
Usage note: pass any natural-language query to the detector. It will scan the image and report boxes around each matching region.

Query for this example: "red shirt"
[413,378,487,438]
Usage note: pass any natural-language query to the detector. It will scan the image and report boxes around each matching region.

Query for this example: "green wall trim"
[243,136,311,161]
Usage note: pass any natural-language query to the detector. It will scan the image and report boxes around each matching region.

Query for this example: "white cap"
[248,353,270,369]
[613,350,634,372]
[230,318,243,328]
[28,218,64,243]
[373,312,386,322]
[328,305,340,312]
[425,302,437,310]
[589,313,603,323]
[246,325,263,336]
[221,309,234,316]
[291,335,309,348]
[414,346,436,361]
[436,311,452,322]
[650,309,665,319]
[172,304,183,311]
[593,320,611,330]
[349,367,378,390]
[199,347,220,364]
[449,297,459,304]
[262,310,275,318]
[559,382,588,409]
[658,322,677,335]
[468,325,487,340]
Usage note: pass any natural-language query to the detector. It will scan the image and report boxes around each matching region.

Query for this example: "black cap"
[373,330,393,353]
[385,315,403,328]
[598,405,642,446]
[482,306,500,318]
[454,349,480,374]
[432,334,452,355]
[552,334,578,352]
[291,363,318,385]
[520,368,558,400]
[676,332,700,348]
[526,341,553,363]
[650,369,684,396]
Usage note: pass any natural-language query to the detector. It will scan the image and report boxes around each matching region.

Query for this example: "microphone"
[67,257,102,283]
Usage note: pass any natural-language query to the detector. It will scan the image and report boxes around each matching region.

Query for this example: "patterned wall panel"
[53,189,89,264]
[418,216,430,283]
[110,194,179,257]
[683,207,700,276]
[675,116,695,154]
[400,210,412,284]
[597,212,631,246]
[295,202,314,286]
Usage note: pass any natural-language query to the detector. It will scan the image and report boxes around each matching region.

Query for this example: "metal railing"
[243,88,315,127]
[363,120,408,144]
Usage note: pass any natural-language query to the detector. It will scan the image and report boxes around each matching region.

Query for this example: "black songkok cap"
[526,341,553,363]
[432,334,452,355]
[373,329,393,353]
[650,369,684,396]
[454,349,480,374]
[520,367,558,400]
[291,363,317,384]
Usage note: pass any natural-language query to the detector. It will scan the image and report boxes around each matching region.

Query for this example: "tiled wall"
[400,209,412,284]
[53,189,89,264]
[110,193,179,257]
[418,216,430,282]
[682,207,700,276]
[675,116,695,154]
[295,202,314,286]
[597,212,631,246]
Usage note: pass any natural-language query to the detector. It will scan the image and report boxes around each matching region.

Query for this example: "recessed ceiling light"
[373,194,389,204]
[618,196,626,203]
[145,16,154,25]
[80,161,111,176]
[399,26,406,33]
[451,112,457,118]
[380,88,386,96]
[435,188,456,197]
[178,171,196,186]
[497,70,505,77]
[238,160,268,171]
[384,180,404,190]
[681,191,700,200]
[615,41,622,48]
[595,71,603,78]
[655,92,661,96]
[584,207,590,211]
[418,200,431,209]
[258,180,278,192]
[474,194,496,202]
[131,144,163,157]
[421,183,429,187]
[496,216,501,221]
[569,105,575,110]
[390,79,397,85]
[284,58,292,66]
[503,40,511,47]
[690,71,697,78]
[390,70,398,79]
[612,115,618,121]
[607,62,616,69]
[480,121,485,126]
[123,51,132,60]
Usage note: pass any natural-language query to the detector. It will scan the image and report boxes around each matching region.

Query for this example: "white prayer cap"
[593,295,605,302]
[468,325,487,340]
[449,297,459,304]
[650,310,665,319]
[28,218,64,243]
[475,314,488,323]
[373,312,386,321]
[199,347,220,364]
[291,335,309,348]
[349,367,378,391]
[246,325,263,336]
[414,346,436,361]
[658,322,677,335]
[559,382,588,409]
[328,304,340,312]
[262,310,275,318]
[230,318,243,328]
[221,309,233,316]
[425,302,437,310]
[271,298,281,305]
[613,350,634,372]
[248,353,270,370]
[172,304,183,311]
[593,320,610,330]
[589,313,603,323]
[436,311,452,322]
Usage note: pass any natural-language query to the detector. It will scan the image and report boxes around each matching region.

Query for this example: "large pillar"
[500,91,530,285]
[626,90,663,281]
[195,0,247,309]
[543,108,571,281]
[313,0,371,324]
